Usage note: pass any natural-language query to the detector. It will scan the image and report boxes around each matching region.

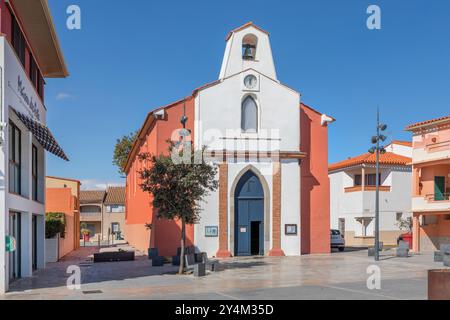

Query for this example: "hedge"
[45,212,66,239]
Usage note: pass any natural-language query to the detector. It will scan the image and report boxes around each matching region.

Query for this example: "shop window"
[9,121,21,195]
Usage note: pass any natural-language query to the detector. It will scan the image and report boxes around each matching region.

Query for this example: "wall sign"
[17,76,40,120]
[285,224,298,236]
[5,235,16,252]
[205,226,218,237]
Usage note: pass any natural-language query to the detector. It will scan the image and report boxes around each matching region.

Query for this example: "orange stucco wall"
[418,164,450,196]
[46,188,79,258]
[125,98,195,256]
[413,126,450,153]
[300,104,331,254]
[416,213,450,251]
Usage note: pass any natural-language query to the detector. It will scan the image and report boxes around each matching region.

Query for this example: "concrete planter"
[148,248,158,259]
[151,256,165,266]
[428,269,450,300]
[442,244,450,267]
[45,236,59,263]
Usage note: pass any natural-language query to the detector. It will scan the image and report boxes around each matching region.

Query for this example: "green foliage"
[113,131,138,176]
[138,142,218,225]
[45,213,66,239]
[396,217,412,232]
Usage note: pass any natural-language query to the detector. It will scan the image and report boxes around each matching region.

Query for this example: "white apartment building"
[329,141,412,246]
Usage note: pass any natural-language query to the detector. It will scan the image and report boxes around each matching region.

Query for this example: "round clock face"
[244,75,257,89]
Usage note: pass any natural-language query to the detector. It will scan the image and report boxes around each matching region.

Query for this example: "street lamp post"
[368,109,387,262]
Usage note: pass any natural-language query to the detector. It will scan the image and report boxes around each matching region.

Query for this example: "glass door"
[9,212,21,280]
[32,215,37,270]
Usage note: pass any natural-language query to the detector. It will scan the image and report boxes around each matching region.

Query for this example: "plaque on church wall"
[285,224,298,236]
[205,226,218,237]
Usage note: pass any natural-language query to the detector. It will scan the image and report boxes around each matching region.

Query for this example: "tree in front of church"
[113,130,138,177]
[137,141,218,274]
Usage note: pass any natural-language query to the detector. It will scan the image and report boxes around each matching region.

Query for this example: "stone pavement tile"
[2,250,446,300]
[221,285,389,300]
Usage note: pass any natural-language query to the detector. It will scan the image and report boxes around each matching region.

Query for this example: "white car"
[330,229,345,252]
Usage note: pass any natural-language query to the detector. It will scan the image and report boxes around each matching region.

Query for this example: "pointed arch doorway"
[234,170,265,256]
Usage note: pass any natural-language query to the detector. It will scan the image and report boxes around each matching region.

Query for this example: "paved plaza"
[1,247,447,300]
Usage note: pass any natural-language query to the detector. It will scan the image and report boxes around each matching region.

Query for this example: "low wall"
[124,223,150,255]
[59,215,75,258]
[344,230,404,247]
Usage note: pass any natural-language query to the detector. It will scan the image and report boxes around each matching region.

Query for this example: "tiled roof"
[329,152,412,171]
[390,140,412,147]
[104,186,126,205]
[80,190,105,204]
[405,115,450,131]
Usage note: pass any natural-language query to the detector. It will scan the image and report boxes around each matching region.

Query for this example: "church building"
[124,22,334,257]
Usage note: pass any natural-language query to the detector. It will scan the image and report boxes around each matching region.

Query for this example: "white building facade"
[194,23,303,257]
[329,141,413,246]
[0,0,68,293]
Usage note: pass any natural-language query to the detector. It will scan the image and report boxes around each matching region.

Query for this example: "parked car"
[331,229,345,252]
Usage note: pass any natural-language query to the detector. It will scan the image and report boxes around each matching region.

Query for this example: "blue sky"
[45,0,450,189]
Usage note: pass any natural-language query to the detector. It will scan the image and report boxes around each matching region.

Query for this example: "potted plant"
[81,228,91,242]
[80,222,90,242]
[397,217,413,249]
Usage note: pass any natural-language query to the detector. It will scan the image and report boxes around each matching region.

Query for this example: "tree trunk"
[178,219,186,275]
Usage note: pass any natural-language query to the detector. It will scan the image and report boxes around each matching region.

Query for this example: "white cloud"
[80,179,124,191]
[56,93,74,101]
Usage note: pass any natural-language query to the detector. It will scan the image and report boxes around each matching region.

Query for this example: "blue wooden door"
[235,171,264,256]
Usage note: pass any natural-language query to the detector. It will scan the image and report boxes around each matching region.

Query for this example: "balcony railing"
[80,211,101,217]
[345,186,391,193]
[425,193,450,202]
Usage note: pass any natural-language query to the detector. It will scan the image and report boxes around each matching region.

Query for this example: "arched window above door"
[241,96,258,133]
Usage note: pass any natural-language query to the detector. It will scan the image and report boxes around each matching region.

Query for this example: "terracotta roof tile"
[405,115,450,131]
[104,186,126,205]
[390,140,412,147]
[329,152,412,171]
[80,190,105,204]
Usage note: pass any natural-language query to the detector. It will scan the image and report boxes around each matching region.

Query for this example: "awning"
[12,109,69,161]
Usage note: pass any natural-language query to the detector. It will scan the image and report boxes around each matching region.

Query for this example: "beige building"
[80,187,125,241]
[45,176,81,258]
[103,187,126,239]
